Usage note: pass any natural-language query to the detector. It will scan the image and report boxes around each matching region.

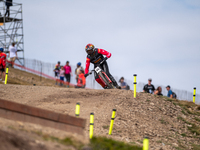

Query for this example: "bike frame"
[101,71,112,83]
[89,63,113,88]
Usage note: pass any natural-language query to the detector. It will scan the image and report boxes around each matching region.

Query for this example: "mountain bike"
[86,59,115,89]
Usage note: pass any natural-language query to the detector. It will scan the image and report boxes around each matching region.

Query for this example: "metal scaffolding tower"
[0,0,24,66]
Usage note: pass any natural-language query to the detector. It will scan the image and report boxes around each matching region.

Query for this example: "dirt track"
[1,84,200,150]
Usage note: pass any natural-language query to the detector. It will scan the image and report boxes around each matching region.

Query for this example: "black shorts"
[0,67,5,72]
[65,74,71,82]
[55,72,59,77]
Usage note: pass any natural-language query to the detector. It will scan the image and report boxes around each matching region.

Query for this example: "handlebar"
[100,57,108,65]
[84,71,93,77]
[84,57,108,78]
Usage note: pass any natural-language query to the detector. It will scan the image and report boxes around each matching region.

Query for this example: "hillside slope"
[1,84,200,150]
[0,67,56,86]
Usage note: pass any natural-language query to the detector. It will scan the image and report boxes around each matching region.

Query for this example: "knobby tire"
[99,72,114,89]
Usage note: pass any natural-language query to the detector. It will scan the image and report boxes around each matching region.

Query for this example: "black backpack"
[126,85,130,90]
[172,92,177,99]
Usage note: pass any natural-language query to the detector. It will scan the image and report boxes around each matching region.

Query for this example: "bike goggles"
[87,49,93,54]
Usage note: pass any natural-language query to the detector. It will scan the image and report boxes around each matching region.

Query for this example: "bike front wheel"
[99,72,114,89]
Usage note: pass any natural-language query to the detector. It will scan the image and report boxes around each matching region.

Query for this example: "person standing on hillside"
[55,61,61,69]
[0,48,7,82]
[154,86,163,96]
[64,61,72,88]
[119,77,129,90]
[75,62,84,83]
[166,85,177,98]
[8,42,17,68]
[5,0,13,17]
[119,77,127,90]
[143,78,155,94]
[54,61,61,85]
[59,66,65,86]
[75,69,86,88]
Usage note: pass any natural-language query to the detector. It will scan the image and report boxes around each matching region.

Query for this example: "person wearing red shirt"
[0,48,7,82]
[84,44,119,89]
[75,69,86,88]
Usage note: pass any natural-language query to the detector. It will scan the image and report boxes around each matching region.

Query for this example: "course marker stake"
[133,74,137,98]
[143,137,149,150]
[4,67,9,84]
[90,113,94,139]
[193,87,196,103]
[75,103,80,117]
[109,109,116,135]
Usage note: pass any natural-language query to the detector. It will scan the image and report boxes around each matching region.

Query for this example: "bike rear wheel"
[99,72,114,89]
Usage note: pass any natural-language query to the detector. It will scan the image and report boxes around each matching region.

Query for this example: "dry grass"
[0,67,55,86]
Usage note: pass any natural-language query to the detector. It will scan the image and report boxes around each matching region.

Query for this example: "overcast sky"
[15,0,200,94]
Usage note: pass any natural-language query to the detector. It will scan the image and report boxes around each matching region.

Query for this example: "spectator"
[75,69,86,88]
[5,0,13,17]
[154,86,163,96]
[8,42,17,68]
[64,61,72,88]
[55,61,61,69]
[166,85,176,98]
[143,78,155,94]
[119,77,129,90]
[75,62,84,83]
[0,48,7,82]
[53,61,60,85]
[59,66,65,86]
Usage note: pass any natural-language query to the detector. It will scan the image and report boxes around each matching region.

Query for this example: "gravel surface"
[0,84,200,150]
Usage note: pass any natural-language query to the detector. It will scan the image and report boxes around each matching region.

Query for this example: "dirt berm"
[0,84,200,150]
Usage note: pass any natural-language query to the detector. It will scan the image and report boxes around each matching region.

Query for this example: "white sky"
[16,0,200,94]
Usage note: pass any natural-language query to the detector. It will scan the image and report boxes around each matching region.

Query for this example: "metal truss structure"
[0,0,24,66]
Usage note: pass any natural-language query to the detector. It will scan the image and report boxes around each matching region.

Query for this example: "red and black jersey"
[0,52,7,68]
[85,48,111,74]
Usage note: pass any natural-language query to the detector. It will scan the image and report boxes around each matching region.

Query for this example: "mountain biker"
[84,44,119,89]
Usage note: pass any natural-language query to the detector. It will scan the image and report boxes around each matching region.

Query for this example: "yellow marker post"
[109,109,116,135]
[75,103,80,117]
[4,67,9,84]
[133,74,137,98]
[193,87,196,103]
[143,137,149,150]
[90,113,94,139]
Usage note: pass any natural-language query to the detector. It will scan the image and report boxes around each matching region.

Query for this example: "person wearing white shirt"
[9,42,17,67]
